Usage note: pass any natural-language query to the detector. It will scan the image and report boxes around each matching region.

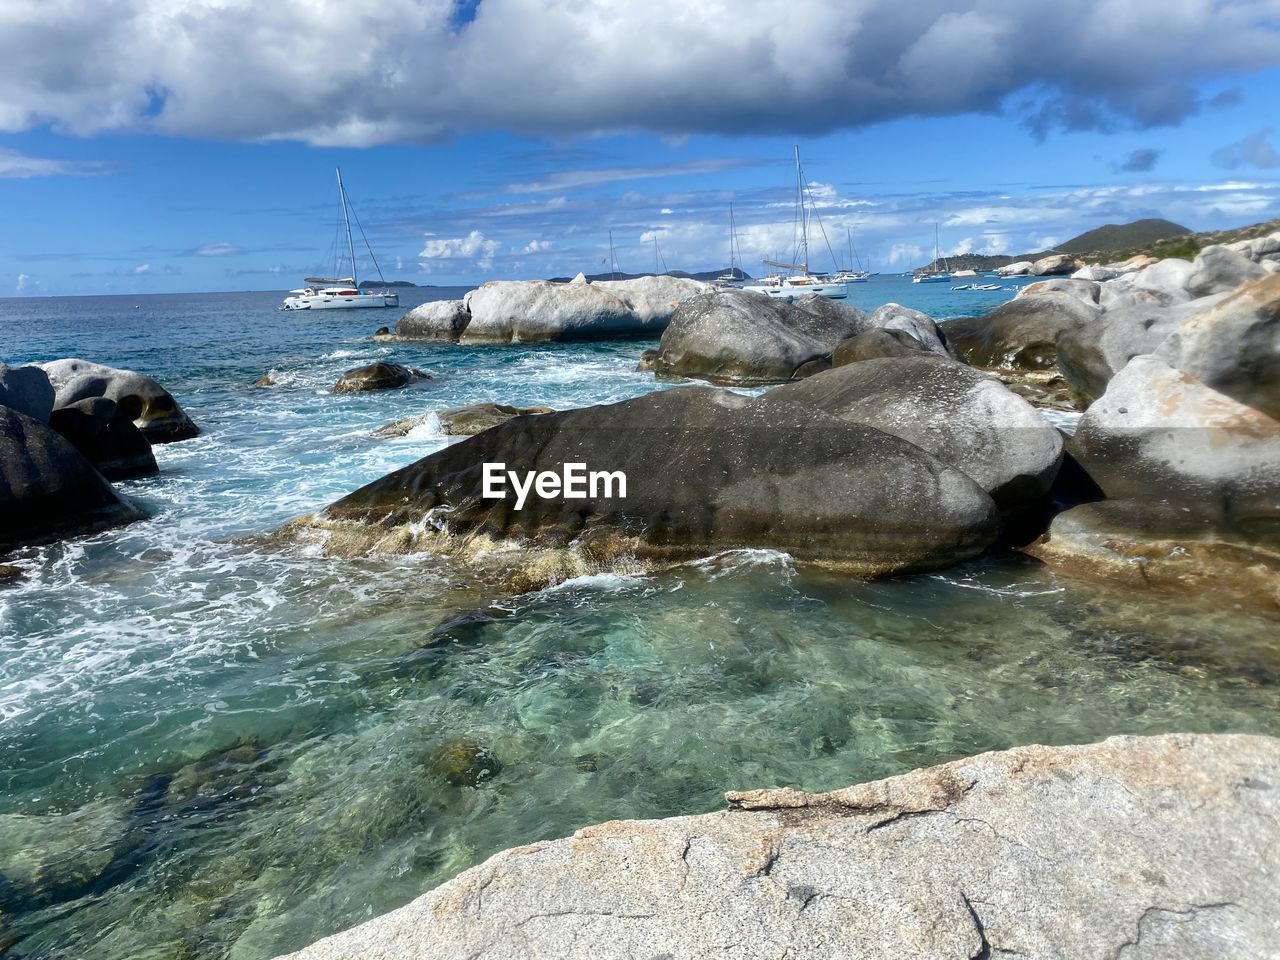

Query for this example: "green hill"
[1058,219,1190,254]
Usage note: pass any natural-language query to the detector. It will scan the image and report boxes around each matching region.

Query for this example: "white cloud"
[0,1,1275,145]
[660,208,673,215]
[15,272,31,291]
[190,242,240,256]
[0,148,106,178]
[133,263,151,275]
[522,239,551,254]
[419,229,501,270]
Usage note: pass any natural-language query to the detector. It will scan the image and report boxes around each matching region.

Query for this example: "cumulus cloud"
[1118,148,1161,172]
[1,0,1277,146]
[189,242,242,256]
[522,239,551,253]
[419,229,501,269]
[0,147,106,178]
[15,272,32,291]
[133,263,151,275]
[1211,126,1280,169]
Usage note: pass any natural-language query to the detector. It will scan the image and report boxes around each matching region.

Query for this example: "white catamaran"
[282,168,400,311]
[742,146,849,300]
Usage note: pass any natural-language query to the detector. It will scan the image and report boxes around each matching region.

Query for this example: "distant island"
[548,267,753,284]
[915,217,1278,273]
[359,279,420,288]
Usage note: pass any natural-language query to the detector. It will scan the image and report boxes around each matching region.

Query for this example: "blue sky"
[3,0,1280,296]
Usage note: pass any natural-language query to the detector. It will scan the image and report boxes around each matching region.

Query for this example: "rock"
[430,739,501,787]
[1187,245,1269,297]
[832,328,928,365]
[1030,253,1078,276]
[333,362,428,394]
[281,733,1280,960]
[459,276,708,343]
[1069,355,1280,514]
[1126,257,1195,304]
[374,325,391,337]
[1026,500,1280,612]
[1106,253,1160,274]
[313,387,1001,576]
[0,362,55,423]
[942,293,1099,370]
[48,397,158,481]
[1056,293,1227,403]
[1154,273,1280,420]
[635,349,659,373]
[40,358,199,443]
[0,563,23,582]
[1016,278,1100,305]
[1071,265,1118,281]
[394,300,471,341]
[0,406,145,551]
[864,303,952,357]
[252,373,276,388]
[652,291,867,385]
[761,356,1063,509]
[994,260,1033,276]
[439,403,554,436]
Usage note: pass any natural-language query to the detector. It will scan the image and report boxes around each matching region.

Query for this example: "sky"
[3,0,1280,296]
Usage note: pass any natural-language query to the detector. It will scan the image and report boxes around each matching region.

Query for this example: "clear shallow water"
[0,280,1276,960]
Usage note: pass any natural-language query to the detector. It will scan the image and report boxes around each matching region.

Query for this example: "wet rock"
[0,563,24,582]
[1026,500,1280,613]
[1154,273,1280,420]
[1030,253,1078,276]
[1056,293,1227,403]
[252,373,277,388]
[1187,244,1269,298]
[163,739,285,813]
[0,798,140,913]
[635,349,659,373]
[430,739,502,787]
[48,396,158,481]
[942,292,1099,370]
[313,386,1001,576]
[459,276,707,343]
[333,362,429,394]
[374,325,391,337]
[1068,355,1280,513]
[40,358,199,443]
[0,406,145,552]
[439,403,554,436]
[281,734,1280,960]
[394,300,472,341]
[832,328,927,365]
[0,362,55,423]
[653,291,867,385]
[762,355,1063,509]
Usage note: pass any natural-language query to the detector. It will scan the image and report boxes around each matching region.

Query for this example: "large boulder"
[1030,253,1077,276]
[1026,500,1280,612]
[0,407,144,551]
[392,300,471,341]
[761,356,1063,509]
[864,303,952,357]
[460,276,708,343]
[1186,244,1269,298]
[437,403,554,436]
[1070,265,1118,281]
[312,387,1001,577]
[1068,355,1280,515]
[1056,293,1227,403]
[1154,273,1280,420]
[333,362,428,394]
[994,260,1033,276]
[832,328,927,365]
[40,359,199,443]
[1016,278,1101,305]
[282,734,1280,960]
[0,363,55,423]
[1124,257,1195,304]
[48,397,157,481]
[652,291,867,384]
[942,292,1099,370]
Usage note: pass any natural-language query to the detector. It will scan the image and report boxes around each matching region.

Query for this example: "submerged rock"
[460,276,707,343]
[761,355,1063,509]
[309,387,1000,577]
[282,733,1280,960]
[48,396,158,481]
[942,292,1099,370]
[430,739,501,787]
[0,406,145,552]
[252,373,277,388]
[333,362,429,394]
[40,358,199,443]
[0,362,55,423]
[438,403,554,436]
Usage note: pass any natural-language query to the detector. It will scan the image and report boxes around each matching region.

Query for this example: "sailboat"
[713,203,746,287]
[282,168,400,311]
[912,223,952,284]
[742,147,849,300]
[832,228,870,283]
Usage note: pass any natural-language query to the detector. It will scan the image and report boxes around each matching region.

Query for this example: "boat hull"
[742,282,849,300]
[282,293,399,311]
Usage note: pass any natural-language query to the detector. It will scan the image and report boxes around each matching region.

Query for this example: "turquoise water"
[1,280,1278,960]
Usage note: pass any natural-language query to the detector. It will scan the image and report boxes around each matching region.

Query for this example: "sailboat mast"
[608,230,617,281]
[794,145,808,276]
[337,167,358,287]
[729,202,737,275]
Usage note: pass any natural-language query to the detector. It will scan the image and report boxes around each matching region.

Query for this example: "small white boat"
[912,223,952,284]
[283,168,399,312]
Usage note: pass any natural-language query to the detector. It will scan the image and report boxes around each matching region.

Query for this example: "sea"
[2,278,1278,959]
